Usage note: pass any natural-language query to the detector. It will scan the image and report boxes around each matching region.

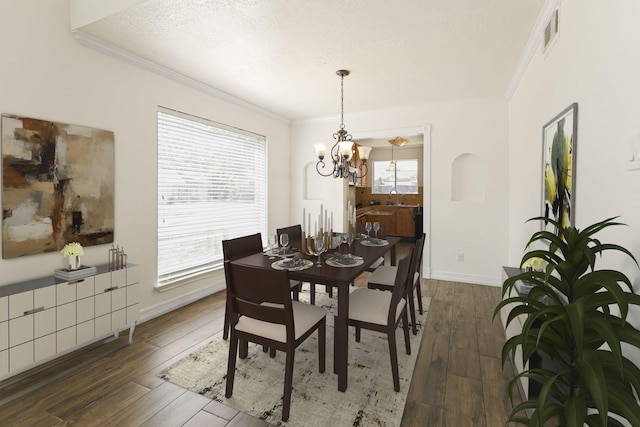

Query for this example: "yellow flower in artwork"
[523,257,547,271]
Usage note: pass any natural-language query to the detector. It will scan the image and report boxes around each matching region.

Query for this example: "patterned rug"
[160,288,430,426]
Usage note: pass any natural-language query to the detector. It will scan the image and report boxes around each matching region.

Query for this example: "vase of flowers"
[60,242,84,270]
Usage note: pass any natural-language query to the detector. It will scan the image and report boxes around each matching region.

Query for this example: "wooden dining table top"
[232,235,400,286]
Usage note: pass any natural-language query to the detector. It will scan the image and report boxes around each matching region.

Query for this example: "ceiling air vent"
[543,8,559,53]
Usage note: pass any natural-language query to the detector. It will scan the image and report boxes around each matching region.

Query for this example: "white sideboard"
[0,264,139,380]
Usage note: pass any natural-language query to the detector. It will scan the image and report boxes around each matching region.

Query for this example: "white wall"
[0,0,291,314]
[508,0,640,365]
[292,100,510,285]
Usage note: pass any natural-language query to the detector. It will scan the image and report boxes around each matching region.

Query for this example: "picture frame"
[2,114,115,259]
[541,103,578,232]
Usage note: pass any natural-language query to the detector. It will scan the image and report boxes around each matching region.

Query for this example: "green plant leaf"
[565,396,587,427]
[576,351,608,426]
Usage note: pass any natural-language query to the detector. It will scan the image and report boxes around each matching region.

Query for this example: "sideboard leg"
[129,321,137,344]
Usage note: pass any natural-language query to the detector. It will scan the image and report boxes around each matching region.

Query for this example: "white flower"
[60,242,84,256]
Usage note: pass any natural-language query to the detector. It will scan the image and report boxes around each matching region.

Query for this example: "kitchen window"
[157,108,267,288]
[371,159,419,194]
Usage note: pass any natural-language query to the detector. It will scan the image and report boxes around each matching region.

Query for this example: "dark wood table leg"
[390,245,397,266]
[335,282,349,391]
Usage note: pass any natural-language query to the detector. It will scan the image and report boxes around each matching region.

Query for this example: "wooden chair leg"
[318,321,326,373]
[387,326,400,392]
[282,350,295,421]
[270,347,276,358]
[310,282,316,305]
[225,333,238,397]
[239,339,249,359]
[402,309,411,356]
[415,278,424,314]
[326,285,333,298]
[407,290,418,335]
[355,324,361,342]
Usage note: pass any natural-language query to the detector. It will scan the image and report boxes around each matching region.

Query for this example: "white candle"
[330,212,333,231]
[324,209,328,233]
[308,212,311,235]
[302,208,306,233]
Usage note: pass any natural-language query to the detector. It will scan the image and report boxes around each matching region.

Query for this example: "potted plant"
[495,216,640,426]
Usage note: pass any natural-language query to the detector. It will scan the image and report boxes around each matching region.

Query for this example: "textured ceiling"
[76,0,545,121]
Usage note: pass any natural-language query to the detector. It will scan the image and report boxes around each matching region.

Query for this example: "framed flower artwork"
[541,103,578,233]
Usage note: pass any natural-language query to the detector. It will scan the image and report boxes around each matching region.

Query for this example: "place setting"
[264,232,299,259]
[360,221,389,247]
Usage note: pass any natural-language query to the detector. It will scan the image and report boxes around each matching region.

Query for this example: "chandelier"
[315,70,371,179]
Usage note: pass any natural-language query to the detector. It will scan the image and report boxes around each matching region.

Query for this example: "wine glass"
[346,231,355,258]
[279,233,289,255]
[268,234,277,258]
[373,222,380,239]
[365,222,372,239]
[313,235,325,266]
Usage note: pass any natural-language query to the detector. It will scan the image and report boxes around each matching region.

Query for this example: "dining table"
[232,234,400,392]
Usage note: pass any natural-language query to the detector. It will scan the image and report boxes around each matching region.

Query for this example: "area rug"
[160,288,430,426]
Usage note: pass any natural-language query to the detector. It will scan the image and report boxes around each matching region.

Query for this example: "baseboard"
[139,282,225,324]
[429,270,501,287]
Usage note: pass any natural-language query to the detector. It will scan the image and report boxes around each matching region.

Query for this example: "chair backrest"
[388,248,414,324]
[222,232,263,261]
[277,225,302,242]
[356,222,387,238]
[225,261,294,341]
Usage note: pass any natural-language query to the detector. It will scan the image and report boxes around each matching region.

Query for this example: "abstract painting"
[2,114,114,258]
[542,103,578,233]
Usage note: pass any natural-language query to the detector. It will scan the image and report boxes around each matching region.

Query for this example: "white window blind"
[157,108,267,287]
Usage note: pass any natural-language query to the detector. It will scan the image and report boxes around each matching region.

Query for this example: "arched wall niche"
[451,153,485,202]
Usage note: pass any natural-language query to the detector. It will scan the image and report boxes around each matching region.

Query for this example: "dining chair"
[222,232,264,340]
[356,222,387,272]
[224,261,326,422]
[366,233,425,335]
[348,249,414,392]
[277,224,331,304]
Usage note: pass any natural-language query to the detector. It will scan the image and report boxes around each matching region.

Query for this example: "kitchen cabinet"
[396,207,415,237]
[0,264,139,380]
[356,205,416,237]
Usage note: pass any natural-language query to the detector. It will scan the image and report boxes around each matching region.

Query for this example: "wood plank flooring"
[0,254,521,426]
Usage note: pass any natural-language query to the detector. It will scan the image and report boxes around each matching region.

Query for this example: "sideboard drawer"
[9,290,33,320]
[9,315,33,347]
[0,322,7,351]
[34,308,56,339]
[0,296,8,322]
[0,350,7,376]
[56,282,76,305]
[9,342,33,372]
[75,277,95,300]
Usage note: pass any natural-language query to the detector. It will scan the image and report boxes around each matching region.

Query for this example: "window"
[372,159,419,194]
[157,108,267,288]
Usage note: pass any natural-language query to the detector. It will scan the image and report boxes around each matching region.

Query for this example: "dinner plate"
[360,239,389,247]
[325,257,364,268]
[264,248,296,258]
[271,258,313,271]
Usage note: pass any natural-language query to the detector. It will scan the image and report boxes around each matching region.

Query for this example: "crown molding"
[506,0,562,100]
[72,30,290,125]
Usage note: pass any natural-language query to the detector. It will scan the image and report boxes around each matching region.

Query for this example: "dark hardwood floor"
[0,250,520,426]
